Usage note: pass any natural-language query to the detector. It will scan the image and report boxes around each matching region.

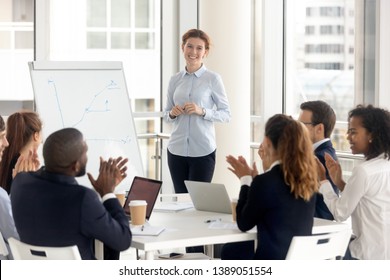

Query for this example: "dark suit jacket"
[237,164,315,260]
[314,140,339,220]
[10,167,132,260]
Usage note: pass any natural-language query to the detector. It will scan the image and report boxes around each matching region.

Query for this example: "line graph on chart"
[45,78,132,144]
[31,64,144,190]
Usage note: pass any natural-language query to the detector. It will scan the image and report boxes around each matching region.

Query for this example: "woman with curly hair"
[223,114,318,260]
[320,104,390,259]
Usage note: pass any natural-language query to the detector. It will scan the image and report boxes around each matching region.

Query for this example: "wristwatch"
[202,108,206,117]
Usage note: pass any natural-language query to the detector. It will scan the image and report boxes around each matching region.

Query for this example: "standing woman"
[319,104,390,259]
[225,114,318,259]
[0,110,42,194]
[164,29,231,193]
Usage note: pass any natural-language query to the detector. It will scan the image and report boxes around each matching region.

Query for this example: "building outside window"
[252,0,361,178]
[284,0,355,151]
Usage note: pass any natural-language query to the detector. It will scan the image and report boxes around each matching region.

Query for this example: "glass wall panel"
[15,30,33,49]
[87,0,107,27]
[135,0,154,28]
[0,0,34,100]
[111,0,131,27]
[135,32,154,49]
[49,0,161,178]
[284,0,356,152]
[87,32,107,48]
[111,32,131,49]
[0,32,11,49]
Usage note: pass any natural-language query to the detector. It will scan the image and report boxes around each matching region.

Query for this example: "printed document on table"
[153,201,194,212]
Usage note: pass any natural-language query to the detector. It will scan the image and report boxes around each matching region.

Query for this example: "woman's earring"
[369,139,372,143]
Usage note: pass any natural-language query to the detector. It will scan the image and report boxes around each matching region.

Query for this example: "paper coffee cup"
[231,198,238,222]
[115,190,126,207]
[129,200,147,226]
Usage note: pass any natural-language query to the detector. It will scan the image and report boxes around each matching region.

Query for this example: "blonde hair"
[265,114,318,201]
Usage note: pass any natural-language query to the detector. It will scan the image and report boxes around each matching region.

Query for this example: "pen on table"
[205,218,221,223]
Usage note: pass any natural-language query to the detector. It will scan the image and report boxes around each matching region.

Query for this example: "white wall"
[199,0,252,198]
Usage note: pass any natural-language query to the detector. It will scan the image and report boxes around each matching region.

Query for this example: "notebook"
[130,223,165,236]
[184,180,232,214]
[123,176,163,221]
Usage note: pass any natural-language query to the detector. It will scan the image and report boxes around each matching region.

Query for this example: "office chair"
[285,229,352,260]
[8,237,82,260]
[0,231,9,258]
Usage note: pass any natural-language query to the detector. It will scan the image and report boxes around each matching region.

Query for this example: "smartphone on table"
[158,252,183,259]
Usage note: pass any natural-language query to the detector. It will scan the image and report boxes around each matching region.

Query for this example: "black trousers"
[221,241,255,260]
[103,245,120,260]
[167,150,216,193]
[168,150,216,253]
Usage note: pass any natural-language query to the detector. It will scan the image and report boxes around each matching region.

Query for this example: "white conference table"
[130,208,350,260]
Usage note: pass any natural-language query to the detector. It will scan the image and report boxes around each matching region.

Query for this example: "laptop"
[184,180,232,214]
[123,176,163,221]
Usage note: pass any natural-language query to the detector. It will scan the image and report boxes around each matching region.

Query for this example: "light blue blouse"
[164,65,231,157]
[0,187,19,259]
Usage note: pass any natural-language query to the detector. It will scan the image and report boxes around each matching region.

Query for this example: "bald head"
[43,128,86,173]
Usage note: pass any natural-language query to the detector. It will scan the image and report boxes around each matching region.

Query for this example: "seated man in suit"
[10,127,132,260]
[298,100,339,220]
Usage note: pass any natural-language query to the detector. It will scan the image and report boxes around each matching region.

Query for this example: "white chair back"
[286,229,352,260]
[0,231,9,257]
[8,237,82,260]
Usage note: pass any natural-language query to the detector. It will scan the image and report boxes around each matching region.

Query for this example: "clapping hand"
[324,153,345,191]
[12,149,40,178]
[226,155,258,179]
[315,157,327,182]
[87,156,128,197]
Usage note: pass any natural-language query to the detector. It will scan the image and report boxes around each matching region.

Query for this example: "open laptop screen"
[123,176,162,220]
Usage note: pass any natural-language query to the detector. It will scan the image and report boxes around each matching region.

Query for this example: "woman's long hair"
[265,114,318,201]
[0,111,42,193]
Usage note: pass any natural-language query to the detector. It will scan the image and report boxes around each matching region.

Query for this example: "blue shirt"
[0,187,19,259]
[164,65,231,157]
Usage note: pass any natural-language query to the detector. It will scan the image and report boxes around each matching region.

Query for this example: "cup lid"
[129,200,147,206]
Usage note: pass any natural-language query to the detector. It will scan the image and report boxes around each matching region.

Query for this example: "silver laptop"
[184,180,232,214]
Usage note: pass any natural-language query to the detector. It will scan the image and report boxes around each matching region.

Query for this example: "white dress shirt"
[320,154,390,259]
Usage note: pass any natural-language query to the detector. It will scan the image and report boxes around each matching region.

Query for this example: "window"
[0,0,34,100]
[47,0,161,178]
[285,0,355,145]
[320,6,344,17]
[305,26,315,35]
[305,44,344,54]
[252,0,370,178]
[320,25,344,35]
[86,0,155,50]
